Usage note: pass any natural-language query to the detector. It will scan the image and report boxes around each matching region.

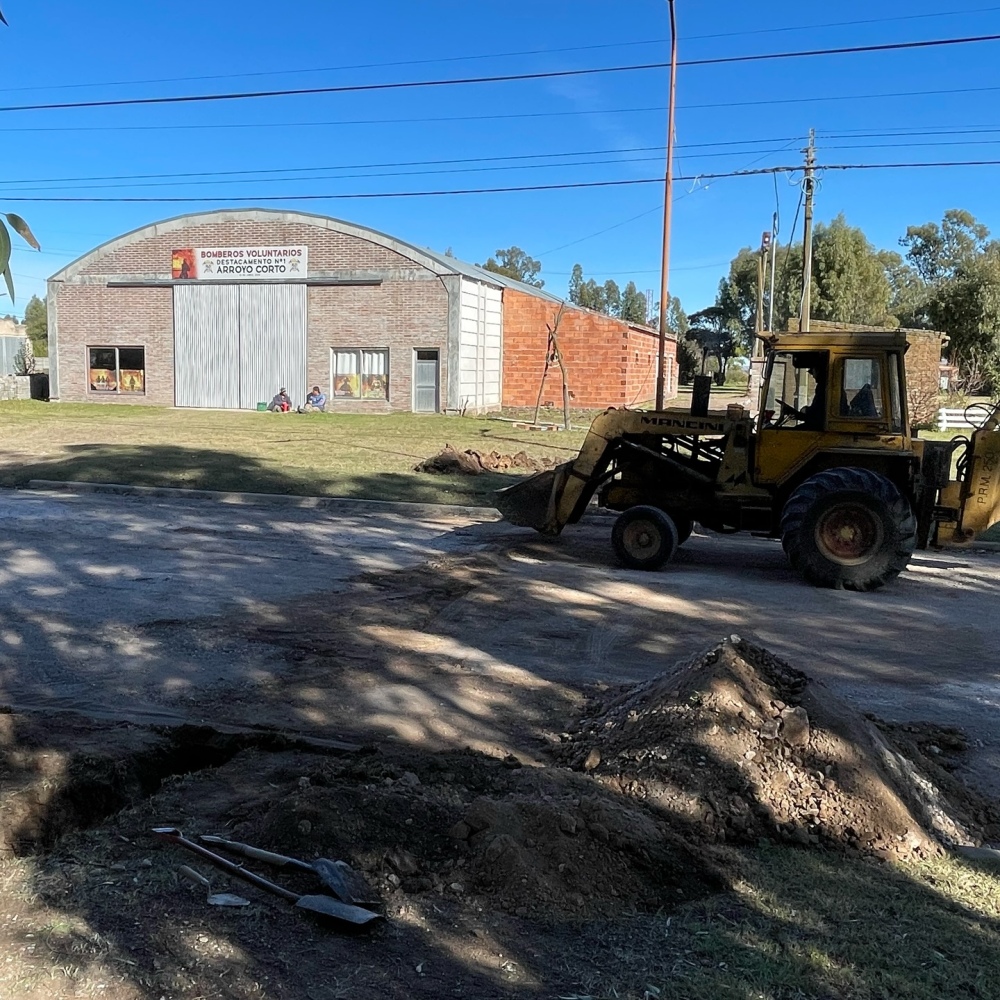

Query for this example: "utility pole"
[655,0,678,410]
[767,210,778,333]
[748,229,769,411]
[799,129,816,333]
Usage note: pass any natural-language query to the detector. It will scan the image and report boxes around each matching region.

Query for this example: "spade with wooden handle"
[153,828,380,927]
[198,835,373,906]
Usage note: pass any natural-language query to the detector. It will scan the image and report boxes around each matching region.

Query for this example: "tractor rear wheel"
[781,468,916,591]
[612,506,679,570]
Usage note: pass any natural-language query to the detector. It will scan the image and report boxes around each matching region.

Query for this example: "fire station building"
[47,209,676,413]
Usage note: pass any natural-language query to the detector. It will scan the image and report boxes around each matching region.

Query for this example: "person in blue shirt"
[300,385,326,413]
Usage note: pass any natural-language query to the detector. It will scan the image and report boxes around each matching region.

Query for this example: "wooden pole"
[655,0,678,410]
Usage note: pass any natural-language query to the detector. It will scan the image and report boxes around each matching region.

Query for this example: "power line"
[6,160,1000,203]
[0,140,808,189]
[11,126,1000,192]
[5,84,1000,136]
[4,6,997,97]
[8,8,998,100]
[2,33,999,115]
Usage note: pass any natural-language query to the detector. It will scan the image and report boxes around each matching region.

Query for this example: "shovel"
[198,835,374,906]
[177,865,251,908]
[153,828,381,928]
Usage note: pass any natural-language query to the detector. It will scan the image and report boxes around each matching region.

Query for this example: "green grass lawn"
[579,846,1000,1000]
[0,401,588,505]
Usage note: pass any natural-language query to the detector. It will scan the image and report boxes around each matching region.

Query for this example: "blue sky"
[3,0,1000,317]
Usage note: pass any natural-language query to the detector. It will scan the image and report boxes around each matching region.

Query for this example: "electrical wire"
[4,160,1000,204]
[5,85,1000,135]
[2,33,999,115]
[16,128,1000,195]
[4,5,997,97]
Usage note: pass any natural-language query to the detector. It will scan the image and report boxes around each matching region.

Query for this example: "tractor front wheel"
[665,512,694,545]
[781,468,916,591]
[612,506,679,570]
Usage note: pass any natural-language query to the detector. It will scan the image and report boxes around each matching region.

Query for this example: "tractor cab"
[754,330,914,491]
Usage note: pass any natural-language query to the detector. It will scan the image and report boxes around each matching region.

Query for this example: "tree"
[481,246,544,287]
[620,282,648,324]
[810,215,894,326]
[13,337,34,375]
[23,294,47,356]
[900,209,993,284]
[688,305,741,385]
[926,248,1000,372]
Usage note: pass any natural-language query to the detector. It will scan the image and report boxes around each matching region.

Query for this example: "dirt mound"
[415,445,555,476]
[552,638,999,859]
[194,747,723,922]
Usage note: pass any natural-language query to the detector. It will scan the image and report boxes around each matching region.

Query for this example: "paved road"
[0,488,495,722]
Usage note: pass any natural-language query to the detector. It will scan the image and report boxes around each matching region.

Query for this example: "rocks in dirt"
[415,445,555,476]
[780,706,810,746]
[551,638,997,860]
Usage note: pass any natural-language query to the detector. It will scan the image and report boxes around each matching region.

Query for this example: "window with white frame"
[88,347,146,394]
[331,348,388,400]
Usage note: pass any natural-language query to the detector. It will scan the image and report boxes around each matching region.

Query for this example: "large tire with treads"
[612,505,679,570]
[780,467,916,591]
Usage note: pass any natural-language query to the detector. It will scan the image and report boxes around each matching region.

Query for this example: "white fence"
[937,407,987,431]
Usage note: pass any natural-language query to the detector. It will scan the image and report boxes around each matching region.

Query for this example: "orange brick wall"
[501,289,678,409]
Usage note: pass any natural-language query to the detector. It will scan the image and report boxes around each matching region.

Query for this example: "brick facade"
[500,289,678,409]
[50,212,449,411]
[307,281,449,414]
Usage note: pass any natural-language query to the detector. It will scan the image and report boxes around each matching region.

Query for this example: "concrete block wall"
[501,289,678,409]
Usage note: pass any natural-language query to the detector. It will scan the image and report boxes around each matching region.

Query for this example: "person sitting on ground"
[298,385,327,413]
[267,388,292,412]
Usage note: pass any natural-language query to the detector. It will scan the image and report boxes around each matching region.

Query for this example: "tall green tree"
[619,281,648,324]
[481,246,544,287]
[810,215,894,326]
[23,294,47,356]
[900,209,993,283]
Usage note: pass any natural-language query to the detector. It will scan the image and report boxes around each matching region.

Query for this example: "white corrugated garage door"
[238,285,307,410]
[173,284,307,409]
[173,285,240,409]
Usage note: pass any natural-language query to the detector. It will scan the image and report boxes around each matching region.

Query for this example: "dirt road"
[1,488,998,795]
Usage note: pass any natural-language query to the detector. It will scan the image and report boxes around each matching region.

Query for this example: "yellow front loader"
[495,330,1000,591]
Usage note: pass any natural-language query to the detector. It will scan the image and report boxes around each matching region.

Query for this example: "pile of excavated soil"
[552,638,1000,860]
[415,445,555,476]
[228,748,724,920]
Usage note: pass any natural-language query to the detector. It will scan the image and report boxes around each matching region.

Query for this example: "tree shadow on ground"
[0,480,999,997]
[0,442,515,506]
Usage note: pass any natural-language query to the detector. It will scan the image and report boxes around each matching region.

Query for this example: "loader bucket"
[493,462,573,534]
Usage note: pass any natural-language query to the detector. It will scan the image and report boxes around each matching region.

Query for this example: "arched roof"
[49,206,565,303]
[50,207,457,282]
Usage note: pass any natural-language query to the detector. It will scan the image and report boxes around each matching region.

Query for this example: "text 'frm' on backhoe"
[495,328,1000,591]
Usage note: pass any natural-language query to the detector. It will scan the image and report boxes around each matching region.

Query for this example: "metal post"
[655,0,678,410]
[799,129,816,333]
